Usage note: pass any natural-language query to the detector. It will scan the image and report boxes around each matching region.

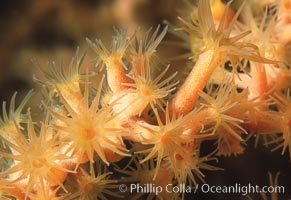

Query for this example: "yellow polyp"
[1,184,25,200]
[284,0,291,10]
[211,0,234,28]
[171,49,218,116]
[84,183,94,192]
[208,107,220,120]
[155,168,174,186]
[49,167,68,187]
[0,121,19,143]
[82,128,95,140]
[132,54,148,76]
[32,158,46,168]
[175,153,183,161]
[140,85,152,97]
[3,3,291,198]
[217,135,244,156]
[107,57,132,92]
[161,132,170,144]
[249,62,268,101]
[111,56,122,68]
[58,82,83,113]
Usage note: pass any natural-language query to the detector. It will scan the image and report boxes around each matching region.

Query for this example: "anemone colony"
[0,0,291,199]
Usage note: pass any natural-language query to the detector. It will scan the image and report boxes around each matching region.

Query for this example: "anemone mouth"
[282,0,291,10]
[122,63,178,115]
[81,127,96,141]
[84,183,94,192]
[139,82,153,97]
[32,158,47,168]
[175,152,184,161]
[161,132,171,144]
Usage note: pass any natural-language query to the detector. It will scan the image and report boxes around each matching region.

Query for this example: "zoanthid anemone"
[0,90,33,146]
[269,92,291,159]
[33,48,90,112]
[47,73,130,169]
[199,79,248,156]
[164,148,221,187]
[121,61,178,117]
[171,0,276,116]
[67,164,120,200]
[0,111,71,199]
[135,105,197,180]
[116,155,175,200]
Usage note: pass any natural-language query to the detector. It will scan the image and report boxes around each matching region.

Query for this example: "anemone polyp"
[1,0,291,199]
[48,74,129,168]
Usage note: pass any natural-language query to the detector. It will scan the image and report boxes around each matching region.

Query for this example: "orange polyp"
[82,128,95,140]
[103,147,123,163]
[284,0,291,10]
[84,183,94,192]
[161,132,170,144]
[2,184,26,200]
[4,1,291,197]
[175,153,183,161]
[49,167,69,187]
[107,57,132,92]
[64,146,91,166]
[211,0,234,28]
[218,137,244,156]
[132,54,148,76]
[284,16,291,24]
[249,62,268,102]
[170,50,219,116]
[141,85,152,97]
[32,158,46,168]
[58,83,83,113]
